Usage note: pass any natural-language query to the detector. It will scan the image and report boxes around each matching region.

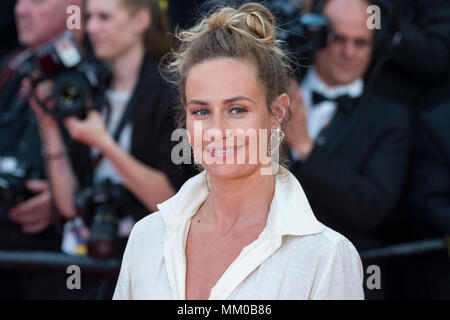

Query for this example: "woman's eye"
[230,106,247,115]
[192,109,209,116]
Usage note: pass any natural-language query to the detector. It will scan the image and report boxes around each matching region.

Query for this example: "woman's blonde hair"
[164,2,293,168]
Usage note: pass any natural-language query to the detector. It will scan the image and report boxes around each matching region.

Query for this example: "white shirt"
[113,166,364,300]
[92,90,133,184]
[301,68,364,140]
[290,68,364,161]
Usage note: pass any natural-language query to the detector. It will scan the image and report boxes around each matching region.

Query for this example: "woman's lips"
[206,145,244,158]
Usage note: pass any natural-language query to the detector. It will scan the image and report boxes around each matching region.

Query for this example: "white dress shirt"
[290,68,364,161]
[301,68,364,140]
[113,166,364,300]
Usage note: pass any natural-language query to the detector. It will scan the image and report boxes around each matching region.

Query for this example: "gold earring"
[205,172,211,192]
[267,127,285,157]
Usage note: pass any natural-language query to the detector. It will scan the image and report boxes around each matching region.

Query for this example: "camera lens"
[52,71,91,117]
[61,85,81,106]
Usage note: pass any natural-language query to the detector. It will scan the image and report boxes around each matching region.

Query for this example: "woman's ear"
[270,93,289,128]
[134,8,152,35]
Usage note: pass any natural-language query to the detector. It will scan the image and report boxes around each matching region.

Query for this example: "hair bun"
[204,3,277,46]
[239,3,276,45]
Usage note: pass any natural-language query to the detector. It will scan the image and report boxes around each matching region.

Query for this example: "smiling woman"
[113,2,364,300]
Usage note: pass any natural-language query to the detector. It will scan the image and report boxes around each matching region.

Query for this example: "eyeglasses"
[327,31,373,50]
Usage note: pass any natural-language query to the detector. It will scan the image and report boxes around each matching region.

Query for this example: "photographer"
[32,0,190,258]
[0,0,83,299]
[374,0,450,110]
[410,101,450,299]
[285,0,411,299]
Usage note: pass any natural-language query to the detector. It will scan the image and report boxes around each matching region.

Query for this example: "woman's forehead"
[185,58,265,102]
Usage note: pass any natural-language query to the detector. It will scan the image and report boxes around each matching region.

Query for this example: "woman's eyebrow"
[187,99,208,106]
[187,96,256,106]
[224,96,256,105]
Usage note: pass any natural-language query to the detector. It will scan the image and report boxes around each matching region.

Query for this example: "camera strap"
[90,56,149,170]
[91,91,137,170]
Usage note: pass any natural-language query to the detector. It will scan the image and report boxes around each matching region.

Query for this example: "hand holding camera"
[20,31,113,152]
[8,180,52,234]
[16,31,111,120]
[64,110,112,152]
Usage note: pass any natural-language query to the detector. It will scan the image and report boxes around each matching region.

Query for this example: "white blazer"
[113,166,364,300]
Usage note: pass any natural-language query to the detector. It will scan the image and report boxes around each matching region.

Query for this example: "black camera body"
[267,0,329,52]
[0,157,40,207]
[265,0,329,80]
[75,180,126,259]
[17,31,111,119]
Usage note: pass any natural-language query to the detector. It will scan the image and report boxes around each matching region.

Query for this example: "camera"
[267,0,329,53]
[75,180,126,259]
[0,157,41,207]
[15,31,111,119]
[264,0,329,80]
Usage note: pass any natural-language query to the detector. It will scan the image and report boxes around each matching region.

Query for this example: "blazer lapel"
[316,95,369,152]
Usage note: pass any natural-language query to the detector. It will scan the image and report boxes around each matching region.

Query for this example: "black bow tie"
[311,91,359,112]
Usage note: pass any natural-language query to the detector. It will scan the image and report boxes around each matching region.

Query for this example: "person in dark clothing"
[287,0,411,251]
[0,0,20,63]
[34,0,191,222]
[34,0,190,216]
[412,103,450,239]
[0,0,82,299]
[286,0,412,299]
[373,0,450,110]
[32,0,191,247]
[30,0,192,299]
[408,101,450,299]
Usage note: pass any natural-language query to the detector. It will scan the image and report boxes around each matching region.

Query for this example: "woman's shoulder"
[284,222,361,264]
[319,224,354,247]
[317,223,359,255]
[128,211,166,246]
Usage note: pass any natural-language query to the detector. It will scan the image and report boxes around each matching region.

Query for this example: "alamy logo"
[66,5,81,30]
[366,265,381,290]
[170,123,284,176]
[66,265,81,290]
[367,5,381,30]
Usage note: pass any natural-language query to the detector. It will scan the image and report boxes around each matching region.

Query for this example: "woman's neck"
[108,43,145,93]
[201,169,275,236]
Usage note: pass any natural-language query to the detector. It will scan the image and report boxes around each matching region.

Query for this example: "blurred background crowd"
[0,0,449,300]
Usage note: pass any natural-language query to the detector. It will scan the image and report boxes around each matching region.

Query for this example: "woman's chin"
[204,163,258,181]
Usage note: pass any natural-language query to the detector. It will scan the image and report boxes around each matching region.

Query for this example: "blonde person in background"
[113,2,364,300]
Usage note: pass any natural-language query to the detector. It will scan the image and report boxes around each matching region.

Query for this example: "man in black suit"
[412,103,450,239]
[409,101,450,299]
[286,0,411,252]
[373,0,450,110]
[286,0,412,300]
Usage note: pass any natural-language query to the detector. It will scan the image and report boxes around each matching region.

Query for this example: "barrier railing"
[0,238,448,274]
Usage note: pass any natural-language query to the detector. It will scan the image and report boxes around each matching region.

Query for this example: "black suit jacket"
[0,49,61,251]
[70,56,192,220]
[411,101,450,238]
[374,0,450,109]
[289,93,412,250]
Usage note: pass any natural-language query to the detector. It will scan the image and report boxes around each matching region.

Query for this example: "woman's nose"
[211,113,233,139]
